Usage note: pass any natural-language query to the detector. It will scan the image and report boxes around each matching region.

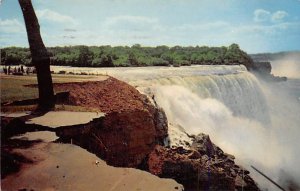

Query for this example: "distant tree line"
[1,43,254,69]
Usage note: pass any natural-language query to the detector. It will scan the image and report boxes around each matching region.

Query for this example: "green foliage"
[1,47,31,66]
[1,44,253,69]
[78,46,94,67]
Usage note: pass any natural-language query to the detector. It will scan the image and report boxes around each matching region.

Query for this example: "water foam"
[149,70,300,191]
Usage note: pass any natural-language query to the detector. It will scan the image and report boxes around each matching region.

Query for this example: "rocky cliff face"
[54,77,168,167]
[148,134,260,191]
[80,109,165,167]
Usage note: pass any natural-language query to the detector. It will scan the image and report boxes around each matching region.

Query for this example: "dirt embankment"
[53,77,168,167]
[54,77,150,113]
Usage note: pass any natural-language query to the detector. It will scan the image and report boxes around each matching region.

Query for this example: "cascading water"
[51,65,300,190]
[123,65,299,191]
[150,72,270,124]
[142,67,300,191]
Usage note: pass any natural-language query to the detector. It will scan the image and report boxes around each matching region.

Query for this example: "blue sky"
[0,0,300,53]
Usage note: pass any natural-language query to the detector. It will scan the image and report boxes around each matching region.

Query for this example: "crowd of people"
[2,65,36,75]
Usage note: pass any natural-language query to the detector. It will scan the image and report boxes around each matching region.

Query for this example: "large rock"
[89,109,165,167]
[191,133,216,157]
[148,134,260,191]
[54,77,168,167]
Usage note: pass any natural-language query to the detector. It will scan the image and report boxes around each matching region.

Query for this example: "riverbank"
[1,74,260,190]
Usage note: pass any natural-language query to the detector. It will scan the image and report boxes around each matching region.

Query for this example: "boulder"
[147,133,260,191]
[191,133,216,157]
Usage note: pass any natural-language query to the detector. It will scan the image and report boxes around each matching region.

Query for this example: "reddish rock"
[95,109,157,167]
[54,77,168,167]
[147,134,260,191]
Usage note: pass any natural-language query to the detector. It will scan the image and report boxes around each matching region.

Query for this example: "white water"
[152,78,300,191]
[50,65,300,190]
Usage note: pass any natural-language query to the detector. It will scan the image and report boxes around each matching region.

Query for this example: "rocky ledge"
[53,77,168,167]
[1,77,260,190]
[148,134,260,191]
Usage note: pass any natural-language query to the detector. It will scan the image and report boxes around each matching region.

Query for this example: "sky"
[0,0,300,53]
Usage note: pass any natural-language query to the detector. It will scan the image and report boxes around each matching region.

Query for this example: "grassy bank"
[0,74,106,112]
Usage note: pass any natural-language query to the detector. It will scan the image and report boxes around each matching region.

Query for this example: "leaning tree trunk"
[19,0,55,111]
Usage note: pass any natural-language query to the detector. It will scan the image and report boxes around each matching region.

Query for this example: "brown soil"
[1,142,183,191]
[54,77,150,113]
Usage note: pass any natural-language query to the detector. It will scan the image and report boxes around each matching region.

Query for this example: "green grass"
[1,75,39,104]
[0,74,101,103]
[1,74,103,113]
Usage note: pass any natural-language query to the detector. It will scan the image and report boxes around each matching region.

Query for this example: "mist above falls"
[271,54,300,79]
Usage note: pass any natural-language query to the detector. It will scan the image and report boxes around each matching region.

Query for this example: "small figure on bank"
[21,65,24,73]
[3,66,7,74]
[8,66,11,75]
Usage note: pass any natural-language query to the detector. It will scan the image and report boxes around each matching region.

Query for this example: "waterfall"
[141,69,300,191]
[127,66,299,191]
[150,72,270,124]
[51,65,300,190]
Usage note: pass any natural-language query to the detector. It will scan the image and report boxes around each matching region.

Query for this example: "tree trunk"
[19,0,55,111]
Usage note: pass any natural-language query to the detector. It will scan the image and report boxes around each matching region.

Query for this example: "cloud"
[254,9,271,22]
[254,9,289,23]
[174,21,230,31]
[36,9,77,25]
[100,16,231,44]
[39,17,299,52]
[235,22,294,34]
[99,15,163,40]
[0,18,25,33]
[102,15,159,31]
[271,11,288,22]
[40,14,165,47]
